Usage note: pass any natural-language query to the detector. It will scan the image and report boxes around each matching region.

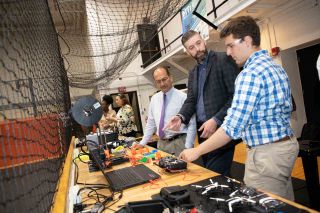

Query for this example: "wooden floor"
[233,143,320,180]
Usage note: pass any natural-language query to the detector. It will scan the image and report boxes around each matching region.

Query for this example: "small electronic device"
[158,156,187,171]
[125,200,171,213]
[160,186,190,206]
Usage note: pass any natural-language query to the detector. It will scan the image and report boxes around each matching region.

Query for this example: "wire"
[103,191,123,210]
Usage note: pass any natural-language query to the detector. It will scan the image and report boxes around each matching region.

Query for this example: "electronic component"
[158,156,187,171]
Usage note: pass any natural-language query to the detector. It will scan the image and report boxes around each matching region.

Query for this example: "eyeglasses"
[155,76,169,85]
[226,38,243,49]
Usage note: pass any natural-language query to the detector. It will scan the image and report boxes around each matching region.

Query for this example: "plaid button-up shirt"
[221,50,293,147]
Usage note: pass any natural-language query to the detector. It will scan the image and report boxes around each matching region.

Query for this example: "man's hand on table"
[179,148,201,162]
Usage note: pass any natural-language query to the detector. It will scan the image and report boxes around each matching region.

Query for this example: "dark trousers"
[197,123,235,176]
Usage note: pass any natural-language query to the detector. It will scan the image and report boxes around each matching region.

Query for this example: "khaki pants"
[244,137,299,201]
[157,134,187,157]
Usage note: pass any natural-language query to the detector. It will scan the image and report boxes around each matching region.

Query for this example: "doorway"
[297,43,320,123]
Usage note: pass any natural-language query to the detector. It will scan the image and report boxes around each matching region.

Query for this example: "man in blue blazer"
[165,30,239,176]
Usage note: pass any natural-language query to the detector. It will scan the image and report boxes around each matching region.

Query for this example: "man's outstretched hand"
[163,115,182,132]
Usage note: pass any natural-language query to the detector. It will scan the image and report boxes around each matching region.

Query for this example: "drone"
[192,178,283,212]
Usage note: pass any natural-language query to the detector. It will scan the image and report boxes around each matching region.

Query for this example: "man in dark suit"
[165,30,239,176]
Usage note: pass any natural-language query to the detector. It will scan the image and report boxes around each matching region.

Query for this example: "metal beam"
[167,58,189,75]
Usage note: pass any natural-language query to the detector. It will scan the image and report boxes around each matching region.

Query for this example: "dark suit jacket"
[179,51,239,125]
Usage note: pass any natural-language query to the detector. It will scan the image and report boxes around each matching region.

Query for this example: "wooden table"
[60,139,318,213]
[76,148,216,212]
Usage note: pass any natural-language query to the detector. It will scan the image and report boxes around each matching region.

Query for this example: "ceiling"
[47,0,305,87]
[141,0,300,83]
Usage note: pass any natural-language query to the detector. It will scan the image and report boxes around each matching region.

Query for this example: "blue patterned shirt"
[221,50,293,147]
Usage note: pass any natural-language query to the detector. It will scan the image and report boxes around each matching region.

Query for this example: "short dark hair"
[220,16,260,46]
[102,95,113,105]
[152,66,171,79]
[117,94,129,106]
[181,30,199,46]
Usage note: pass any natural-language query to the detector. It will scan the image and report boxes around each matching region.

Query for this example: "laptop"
[104,164,161,191]
[89,147,160,191]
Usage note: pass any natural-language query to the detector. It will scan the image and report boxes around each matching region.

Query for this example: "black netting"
[53,0,188,88]
[1,0,189,212]
[0,0,71,212]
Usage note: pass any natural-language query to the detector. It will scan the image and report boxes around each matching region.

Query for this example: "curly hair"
[102,95,113,105]
[220,16,260,46]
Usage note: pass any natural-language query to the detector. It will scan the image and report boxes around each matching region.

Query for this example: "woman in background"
[99,95,117,132]
[109,94,137,137]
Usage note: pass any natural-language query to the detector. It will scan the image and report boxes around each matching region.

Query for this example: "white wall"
[267,0,320,51]
[208,0,256,25]
[160,12,183,52]
[281,49,308,137]
[257,0,320,137]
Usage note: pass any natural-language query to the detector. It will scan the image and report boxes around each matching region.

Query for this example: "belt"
[161,134,186,142]
[246,136,291,149]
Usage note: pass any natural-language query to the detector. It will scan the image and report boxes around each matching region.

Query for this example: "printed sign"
[181,0,208,39]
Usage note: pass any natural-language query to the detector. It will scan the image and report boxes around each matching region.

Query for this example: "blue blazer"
[179,51,239,125]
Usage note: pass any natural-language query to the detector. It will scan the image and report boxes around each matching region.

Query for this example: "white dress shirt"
[140,87,197,148]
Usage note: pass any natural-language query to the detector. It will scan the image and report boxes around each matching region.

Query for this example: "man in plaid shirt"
[176,16,299,200]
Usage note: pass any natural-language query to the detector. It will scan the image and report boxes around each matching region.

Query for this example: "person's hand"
[179,148,201,162]
[163,116,182,132]
[106,116,116,122]
[131,142,144,149]
[198,119,217,138]
[102,123,110,130]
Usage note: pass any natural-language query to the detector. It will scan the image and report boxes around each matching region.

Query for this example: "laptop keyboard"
[105,164,160,191]
[114,169,142,187]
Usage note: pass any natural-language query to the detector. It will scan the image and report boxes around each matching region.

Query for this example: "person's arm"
[98,120,106,129]
[184,114,197,148]
[106,116,117,122]
[221,71,262,140]
[180,70,263,161]
[198,118,218,139]
[105,110,118,123]
[138,99,157,147]
[164,70,196,131]
[180,128,231,162]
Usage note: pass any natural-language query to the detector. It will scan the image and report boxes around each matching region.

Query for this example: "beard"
[194,49,208,63]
